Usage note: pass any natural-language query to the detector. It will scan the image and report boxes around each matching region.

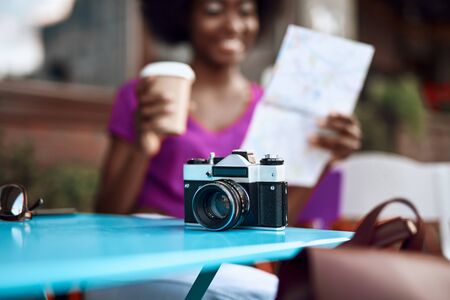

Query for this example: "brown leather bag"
[276,198,450,300]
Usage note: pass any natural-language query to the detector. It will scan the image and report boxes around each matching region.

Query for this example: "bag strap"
[346,198,425,251]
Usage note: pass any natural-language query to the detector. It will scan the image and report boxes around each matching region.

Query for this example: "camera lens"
[206,192,230,219]
[192,180,249,231]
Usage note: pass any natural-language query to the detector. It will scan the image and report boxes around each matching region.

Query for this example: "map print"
[243,25,374,187]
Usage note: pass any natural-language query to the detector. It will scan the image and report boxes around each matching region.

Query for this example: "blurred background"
[0,0,449,212]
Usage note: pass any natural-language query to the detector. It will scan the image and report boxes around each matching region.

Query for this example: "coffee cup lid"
[140,62,195,80]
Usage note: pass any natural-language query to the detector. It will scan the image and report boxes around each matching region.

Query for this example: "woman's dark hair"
[140,0,283,44]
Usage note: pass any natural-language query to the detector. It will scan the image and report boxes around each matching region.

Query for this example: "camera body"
[184,150,288,231]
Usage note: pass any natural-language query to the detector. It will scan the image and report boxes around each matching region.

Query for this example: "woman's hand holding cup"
[135,78,172,156]
[136,62,195,156]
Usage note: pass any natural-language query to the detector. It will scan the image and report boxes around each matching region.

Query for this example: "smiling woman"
[96,0,361,222]
[92,1,285,299]
[93,0,363,298]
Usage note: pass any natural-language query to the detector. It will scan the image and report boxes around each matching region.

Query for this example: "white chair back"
[337,152,450,259]
[435,166,450,260]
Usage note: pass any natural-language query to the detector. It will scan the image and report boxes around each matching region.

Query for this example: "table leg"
[185,265,220,300]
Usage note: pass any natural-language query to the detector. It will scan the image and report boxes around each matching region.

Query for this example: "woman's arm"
[95,136,153,214]
[287,163,331,225]
[288,113,362,224]
[287,186,314,224]
[96,78,172,214]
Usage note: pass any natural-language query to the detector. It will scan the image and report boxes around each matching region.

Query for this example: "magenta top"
[108,80,263,218]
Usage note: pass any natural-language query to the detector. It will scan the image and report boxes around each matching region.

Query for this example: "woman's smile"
[217,38,245,54]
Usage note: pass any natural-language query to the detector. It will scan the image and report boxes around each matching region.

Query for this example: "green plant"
[0,132,98,212]
[356,74,426,151]
[32,165,98,212]
[0,135,38,187]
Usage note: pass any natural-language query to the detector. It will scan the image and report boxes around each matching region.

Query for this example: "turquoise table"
[0,214,352,299]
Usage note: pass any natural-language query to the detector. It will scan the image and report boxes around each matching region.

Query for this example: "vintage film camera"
[184,150,288,231]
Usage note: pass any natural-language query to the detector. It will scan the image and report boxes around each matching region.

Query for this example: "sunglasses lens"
[0,185,25,216]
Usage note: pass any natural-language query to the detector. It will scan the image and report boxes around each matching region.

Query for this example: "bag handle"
[346,198,425,251]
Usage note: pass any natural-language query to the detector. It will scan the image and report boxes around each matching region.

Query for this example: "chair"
[436,166,450,260]
[336,152,450,259]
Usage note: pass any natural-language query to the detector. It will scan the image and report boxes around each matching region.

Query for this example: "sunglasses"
[0,184,44,221]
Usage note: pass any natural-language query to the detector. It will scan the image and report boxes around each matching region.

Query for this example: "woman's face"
[189,0,260,67]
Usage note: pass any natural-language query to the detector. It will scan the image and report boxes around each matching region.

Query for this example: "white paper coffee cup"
[139,62,195,153]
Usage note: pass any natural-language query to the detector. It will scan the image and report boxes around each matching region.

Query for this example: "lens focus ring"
[192,180,249,231]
